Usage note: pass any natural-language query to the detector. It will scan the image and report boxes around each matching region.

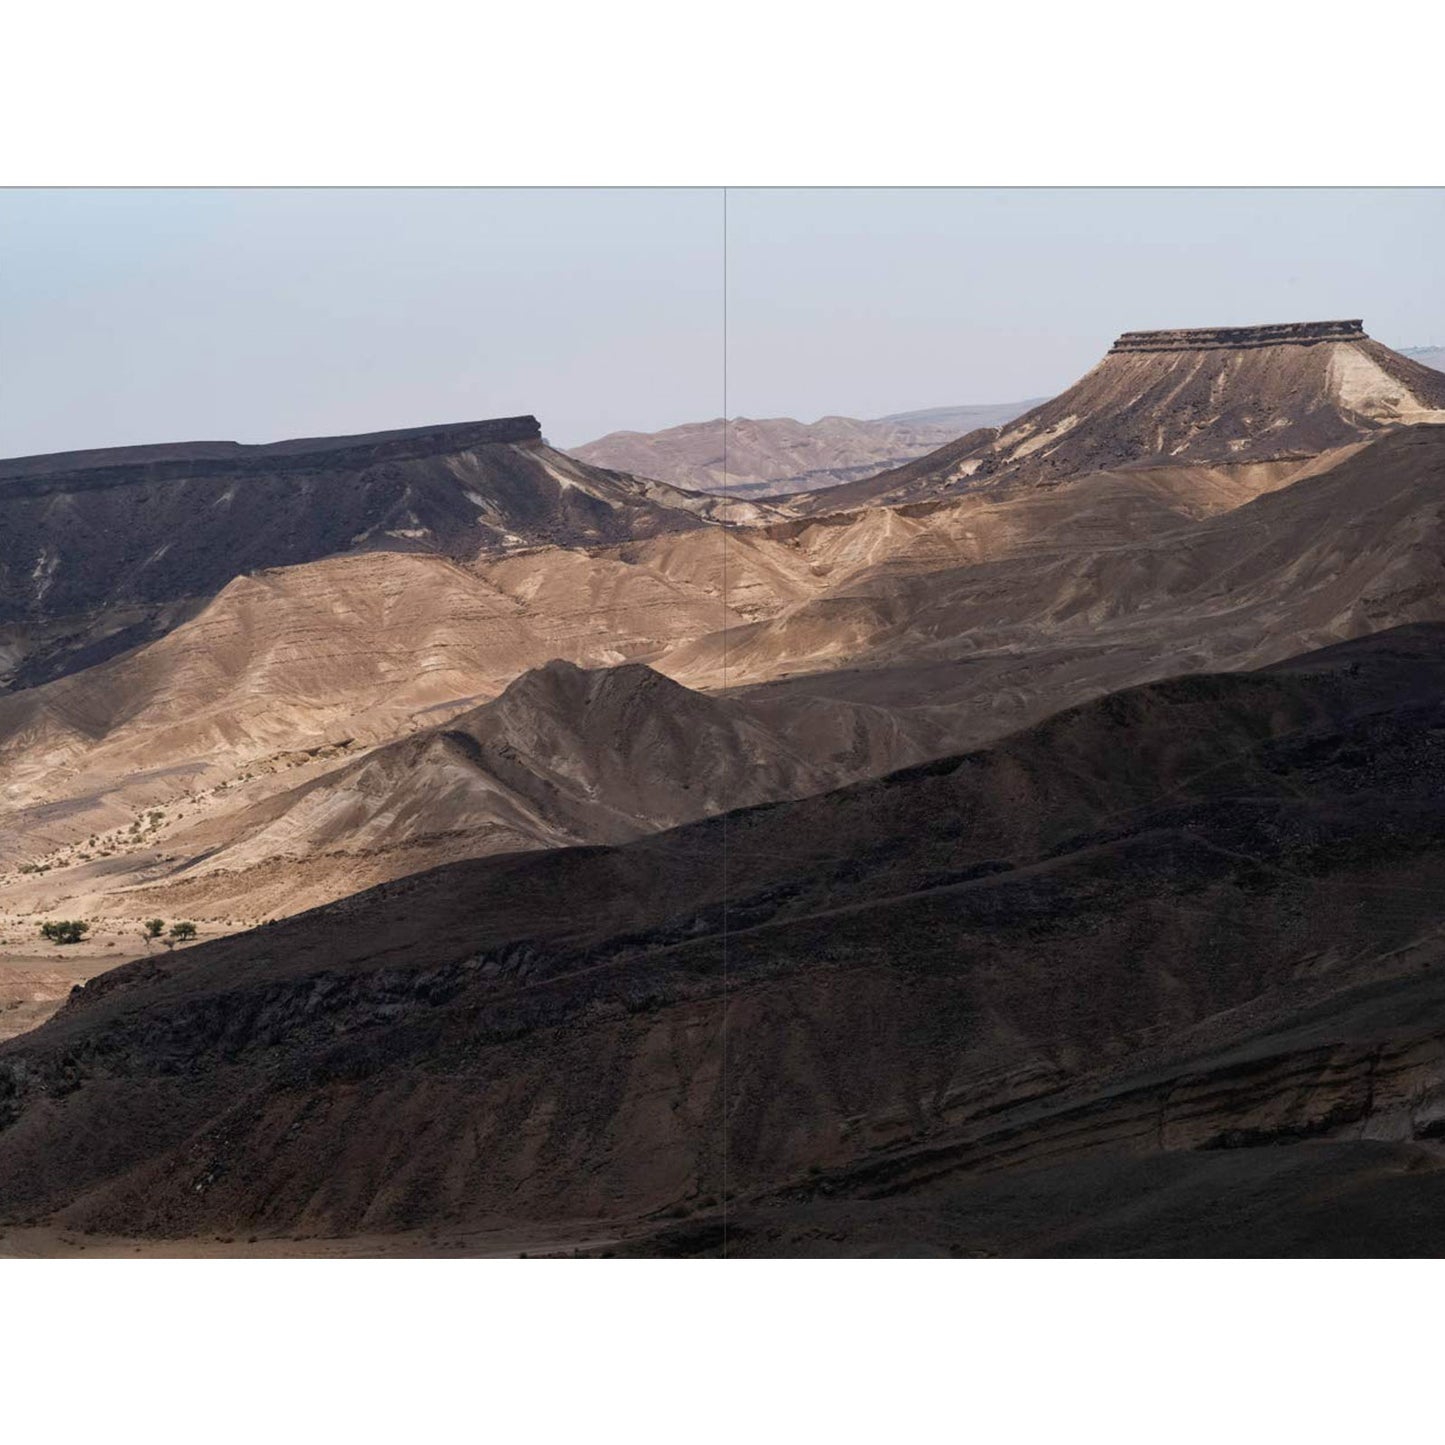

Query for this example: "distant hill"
[571,335,1443,508]
[876,400,1047,430]
[1401,345,1445,372]
[568,400,1041,499]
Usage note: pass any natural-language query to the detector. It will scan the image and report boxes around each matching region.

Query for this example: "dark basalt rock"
[3,625,1445,1249]
[0,416,544,494]
[1109,319,1367,352]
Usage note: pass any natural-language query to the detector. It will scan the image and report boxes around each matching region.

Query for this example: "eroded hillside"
[0,416,763,689]
[785,321,1445,514]
[3,420,1443,952]
[3,627,1443,1253]
[5,319,1445,1256]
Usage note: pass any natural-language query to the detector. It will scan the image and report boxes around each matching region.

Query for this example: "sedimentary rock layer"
[0,416,730,689]
[1109,319,1366,352]
[786,321,1445,513]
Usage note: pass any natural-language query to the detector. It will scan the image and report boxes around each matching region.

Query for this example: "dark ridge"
[1110,320,1366,353]
[0,408,714,687]
[3,625,1445,1246]
[0,416,543,494]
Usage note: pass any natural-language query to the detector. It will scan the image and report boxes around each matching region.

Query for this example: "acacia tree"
[40,920,89,945]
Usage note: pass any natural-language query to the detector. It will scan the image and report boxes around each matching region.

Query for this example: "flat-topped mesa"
[0,414,544,489]
[0,410,721,687]
[786,318,1445,518]
[1110,320,1367,354]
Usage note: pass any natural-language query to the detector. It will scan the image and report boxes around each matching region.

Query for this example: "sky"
[2,188,1441,457]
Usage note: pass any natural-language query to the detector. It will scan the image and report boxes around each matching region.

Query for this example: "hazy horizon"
[2,187,1441,458]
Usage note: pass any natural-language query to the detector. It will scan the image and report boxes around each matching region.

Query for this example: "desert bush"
[39,920,89,945]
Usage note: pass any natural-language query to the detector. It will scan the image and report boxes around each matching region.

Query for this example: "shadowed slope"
[2,626,1443,1251]
[96,659,921,920]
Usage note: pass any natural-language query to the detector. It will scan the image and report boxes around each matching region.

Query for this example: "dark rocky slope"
[0,417,722,689]
[2,624,1443,1253]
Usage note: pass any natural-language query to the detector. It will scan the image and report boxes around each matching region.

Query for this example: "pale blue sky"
[727,188,1444,420]
[2,188,1440,457]
[0,189,722,456]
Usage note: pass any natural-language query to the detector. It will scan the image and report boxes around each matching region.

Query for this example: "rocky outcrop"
[0,416,544,493]
[1109,319,1367,352]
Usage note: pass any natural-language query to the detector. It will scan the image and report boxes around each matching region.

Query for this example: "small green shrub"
[40,920,89,945]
